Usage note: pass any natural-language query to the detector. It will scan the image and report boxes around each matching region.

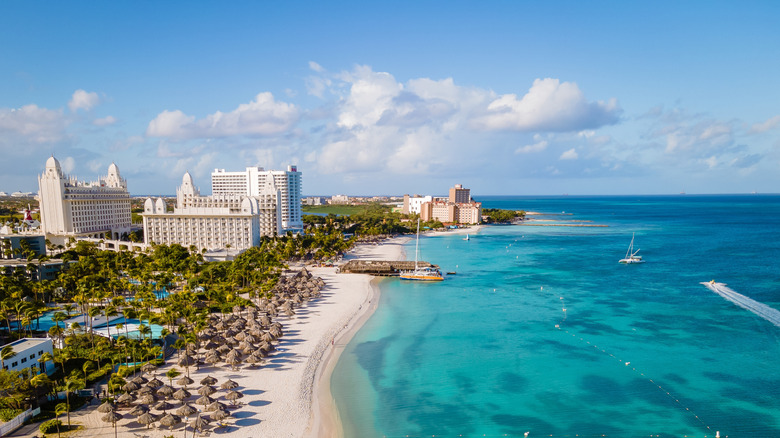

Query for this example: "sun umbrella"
[121,381,139,392]
[197,385,217,396]
[211,409,230,421]
[220,379,238,390]
[136,386,155,396]
[204,352,221,365]
[176,403,197,417]
[246,353,264,366]
[130,375,148,385]
[154,400,174,412]
[173,388,191,402]
[216,344,231,354]
[138,393,157,405]
[101,411,122,422]
[97,401,116,413]
[178,354,197,367]
[202,340,219,351]
[200,375,218,385]
[141,362,157,374]
[225,355,242,370]
[158,412,181,429]
[195,395,214,406]
[205,401,226,412]
[156,384,175,398]
[176,375,194,387]
[128,404,150,417]
[137,412,157,429]
[116,393,135,404]
[224,390,243,405]
[147,377,164,388]
[191,415,209,432]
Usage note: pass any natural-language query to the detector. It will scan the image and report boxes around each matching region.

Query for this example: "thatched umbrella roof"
[191,415,209,432]
[204,352,221,365]
[225,355,242,370]
[147,377,164,388]
[178,354,197,367]
[128,404,150,417]
[225,349,242,361]
[122,381,140,392]
[136,386,155,396]
[216,344,231,354]
[176,403,197,417]
[138,393,157,405]
[260,332,276,343]
[246,353,264,366]
[141,362,157,374]
[220,379,238,390]
[202,340,219,351]
[97,401,116,413]
[116,393,135,404]
[195,394,214,406]
[210,409,230,421]
[156,384,175,398]
[197,385,216,396]
[137,412,157,428]
[154,400,174,412]
[205,401,226,412]
[159,413,181,429]
[130,375,148,385]
[176,375,194,387]
[200,375,218,385]
[101,411,123,424]
[172,388,191,402]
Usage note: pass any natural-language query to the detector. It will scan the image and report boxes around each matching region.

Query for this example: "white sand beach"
[40,237,409,438]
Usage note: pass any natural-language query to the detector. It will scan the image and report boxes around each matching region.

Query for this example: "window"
[11,361,18,367]
[38,350,43,356]
[30,354,35,359]
[21,358,26,363]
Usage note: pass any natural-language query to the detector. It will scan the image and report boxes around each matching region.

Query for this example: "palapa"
[138,393,157,405]
[172,388,191,402]
[137,412,157,428]
[154,400,174,412]
[220,379,238,390]
[159,412,181,429]
[176,375,194,387]
[128,404,150,416]
[101,411,123,423]
[190,415,209,431]
[97,401,116,413]
[130,375,148,385]
[197,385,217,396]
[224,390,243,404]
[210,409,230,421]
[147,377,164,388]
[122,381,140,392]
[200,375,218,385]
[205,401,226,412]
[176,403,197,417]
[116,393,135,404]
[140,362,157,374]
[195,394,214,406]
[156,384,175,398]
[136,386,155,395]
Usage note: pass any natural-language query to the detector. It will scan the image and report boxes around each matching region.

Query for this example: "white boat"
[400,219,443,281]
[463,234,470,241]
[619,233,645,264]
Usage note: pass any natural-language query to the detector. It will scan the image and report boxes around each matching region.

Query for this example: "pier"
[340,260,439,276]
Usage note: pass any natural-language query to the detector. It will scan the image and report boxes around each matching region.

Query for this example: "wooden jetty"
[340,260,438,276]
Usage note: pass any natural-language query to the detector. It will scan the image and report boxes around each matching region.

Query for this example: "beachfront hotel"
[37,156,132,239]
[402,194,433,215]
[419,184,482,224]
[142,171,282,251]
[0,338,55,375]
[211,165,303,233]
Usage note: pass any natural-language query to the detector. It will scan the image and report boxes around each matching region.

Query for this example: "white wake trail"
[702,282,780,328]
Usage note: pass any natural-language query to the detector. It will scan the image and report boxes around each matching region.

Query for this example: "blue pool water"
[332,195,780,437]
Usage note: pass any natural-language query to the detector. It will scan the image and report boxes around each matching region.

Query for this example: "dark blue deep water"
[332,195,780,437]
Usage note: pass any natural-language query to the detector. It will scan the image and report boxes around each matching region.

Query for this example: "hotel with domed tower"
[37,156,132,239]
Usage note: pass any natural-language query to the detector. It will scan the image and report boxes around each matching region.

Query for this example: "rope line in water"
[547,288,719,437]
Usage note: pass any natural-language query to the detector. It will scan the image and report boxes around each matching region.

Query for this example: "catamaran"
[619,233,645,264]
[400,219,443,281]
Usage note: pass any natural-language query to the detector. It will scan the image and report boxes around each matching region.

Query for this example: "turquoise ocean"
[331,195,780,438]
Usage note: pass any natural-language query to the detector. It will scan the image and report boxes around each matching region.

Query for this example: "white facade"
[212,166,302,232]
[37,157,131,239]
[0,338,54,375]
[143,172,282,251]
[402,195,433,215]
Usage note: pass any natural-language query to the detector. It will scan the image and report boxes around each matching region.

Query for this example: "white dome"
[45,155,61,170]
[108,162,120,177]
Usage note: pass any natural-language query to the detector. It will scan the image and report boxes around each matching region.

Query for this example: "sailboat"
[463,234,470,241]
[399,219,444,281]
[619,233,645,264]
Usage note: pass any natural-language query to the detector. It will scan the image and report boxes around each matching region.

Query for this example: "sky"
[1,1,779,196]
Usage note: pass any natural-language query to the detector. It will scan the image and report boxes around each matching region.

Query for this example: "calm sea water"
[331,195,780,438]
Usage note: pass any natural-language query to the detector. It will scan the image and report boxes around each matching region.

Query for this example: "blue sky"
[1,1,779,196]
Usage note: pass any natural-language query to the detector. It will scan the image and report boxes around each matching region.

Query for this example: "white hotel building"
[37,156,132,239]
[211,166,302,233]
[0,338,55,375]
[142,172,282,251]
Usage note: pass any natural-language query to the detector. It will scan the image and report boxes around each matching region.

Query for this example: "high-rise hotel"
[211,166,302,233]
[37,156,132,239]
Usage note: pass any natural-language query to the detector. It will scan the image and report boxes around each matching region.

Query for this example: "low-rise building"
[419,184,482,224]
[0,338,55,375]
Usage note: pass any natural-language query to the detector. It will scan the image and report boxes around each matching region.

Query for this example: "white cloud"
[750,115,780,134]
[560,148,579,160]
[146,92,299,139]
[473,78,621,132]
[309,61,325,73]
[93,115,117,126]
[0,104,68,144]
[68,89,100,112]
[61,156,76,174]
[515,140,548,154]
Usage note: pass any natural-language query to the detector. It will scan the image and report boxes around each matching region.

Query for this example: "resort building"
[211,166,302,233]
[37,156,132,239]
[0,338,54,375]
[142,172,282,252]
[419,184,482,224]
[402,195,433,215]
[0,234,46,259]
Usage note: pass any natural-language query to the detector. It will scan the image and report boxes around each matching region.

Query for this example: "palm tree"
[82,360,96,384]
[0,345,16,370]
[38,351,54,375]
[64,376,84,427]
[104,305,119,342]
[165,368,181,387]
[31,372,54,402]
[54,402,67,438]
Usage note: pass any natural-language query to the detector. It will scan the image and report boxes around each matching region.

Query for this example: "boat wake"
[702,282,780,328]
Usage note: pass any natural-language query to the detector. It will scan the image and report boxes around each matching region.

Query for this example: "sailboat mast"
[414,218,420,270]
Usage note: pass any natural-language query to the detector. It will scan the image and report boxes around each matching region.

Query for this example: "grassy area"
[302,204,376,215]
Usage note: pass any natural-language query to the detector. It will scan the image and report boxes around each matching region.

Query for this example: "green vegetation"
[482,208,525,224]
[302,204,379,215]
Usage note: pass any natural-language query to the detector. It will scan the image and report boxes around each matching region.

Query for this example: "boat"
[463,234,470,241]
[618,233,645,264]
[400,219,443,281]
